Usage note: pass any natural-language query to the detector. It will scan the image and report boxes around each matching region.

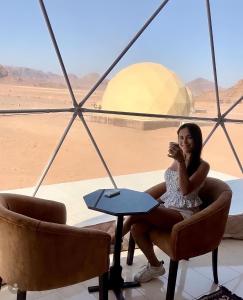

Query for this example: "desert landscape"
[0,65,242,190]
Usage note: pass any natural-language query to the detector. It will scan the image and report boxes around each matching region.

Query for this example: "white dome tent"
[102,62,191,116]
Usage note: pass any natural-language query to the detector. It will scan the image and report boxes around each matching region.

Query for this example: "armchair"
[126,177,232,300]
[0,193,111,300]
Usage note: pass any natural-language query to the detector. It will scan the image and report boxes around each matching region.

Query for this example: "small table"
[84,188,159,300]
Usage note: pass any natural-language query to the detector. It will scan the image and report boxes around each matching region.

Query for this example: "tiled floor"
[1,239,243,300]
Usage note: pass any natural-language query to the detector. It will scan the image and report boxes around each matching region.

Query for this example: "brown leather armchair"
[126,177,232,300]
[0,193,111,300]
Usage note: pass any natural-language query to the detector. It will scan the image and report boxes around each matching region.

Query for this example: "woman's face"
[178,127,195,154]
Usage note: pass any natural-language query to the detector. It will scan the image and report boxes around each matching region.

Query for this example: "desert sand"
[0,84,242,190]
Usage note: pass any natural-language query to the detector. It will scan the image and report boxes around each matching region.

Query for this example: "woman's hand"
[168,142,184,163]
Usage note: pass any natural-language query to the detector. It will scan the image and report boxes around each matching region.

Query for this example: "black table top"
[84,188,159,216]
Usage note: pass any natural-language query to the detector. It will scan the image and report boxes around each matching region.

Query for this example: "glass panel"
[192,93,217,119]
[224,123,243,175]
[44,0,162,106]
[224,98,243,120]
[0,1,73,110]
[44,0,215,119]
[84,114,185,188]
[210,1,243,113]
[36,118,114,225]
[0,112,72,193]
[97,0,215,118]
[202,124,242,178]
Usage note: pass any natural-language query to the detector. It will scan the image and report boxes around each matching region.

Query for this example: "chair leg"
[99,272,109,300]
[212,247,218,284]
[17,290,26,300]
[166,259,178,300]
[126,233,135,265]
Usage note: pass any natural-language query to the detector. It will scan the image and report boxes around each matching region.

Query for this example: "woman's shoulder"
[168,161,178,171]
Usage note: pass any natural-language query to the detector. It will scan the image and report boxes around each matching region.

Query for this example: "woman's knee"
[131,223,150,237]
[124,215,141,227]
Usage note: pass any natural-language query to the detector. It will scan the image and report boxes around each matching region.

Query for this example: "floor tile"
[0,286,16,300]
[221,274,243,298]
[189,253,240,284]
[219,239,243,274]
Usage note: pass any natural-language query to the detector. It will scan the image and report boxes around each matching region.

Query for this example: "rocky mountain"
[220,79,243,102]
[194,79,243,103]
[186,77,220,97]
[0,64,108,89]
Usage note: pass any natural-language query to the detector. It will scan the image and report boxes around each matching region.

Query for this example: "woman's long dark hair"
[177,123,203,176]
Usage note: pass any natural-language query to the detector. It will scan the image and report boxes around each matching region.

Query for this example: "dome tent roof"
[102,62,191,116]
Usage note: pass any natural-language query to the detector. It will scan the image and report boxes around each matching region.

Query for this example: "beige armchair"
[0,193,111,300]
[126,177,232,300]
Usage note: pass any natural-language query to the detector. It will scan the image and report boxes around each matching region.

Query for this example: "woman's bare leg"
[122,206,183,237]
[122,216,134,238]
[123,207,183,266]
[131,222,160,266]
[111,215,134,243]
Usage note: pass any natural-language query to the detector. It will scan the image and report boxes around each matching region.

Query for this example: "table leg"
[88,215,140,299]
[109,215,124,286]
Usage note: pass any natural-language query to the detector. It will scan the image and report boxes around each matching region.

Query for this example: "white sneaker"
[134,261,165,283]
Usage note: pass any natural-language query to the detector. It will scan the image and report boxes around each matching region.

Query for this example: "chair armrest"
[170,191,231,260]
[145,182,166,200]
[0,193,66,224]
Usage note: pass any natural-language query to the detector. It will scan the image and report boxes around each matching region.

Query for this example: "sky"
[1,0,243,88]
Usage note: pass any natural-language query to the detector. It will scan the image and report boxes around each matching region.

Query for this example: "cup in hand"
[168,142,179,157]
[169,142,179,148]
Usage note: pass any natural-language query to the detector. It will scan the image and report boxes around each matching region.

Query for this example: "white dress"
[160,169,203,218]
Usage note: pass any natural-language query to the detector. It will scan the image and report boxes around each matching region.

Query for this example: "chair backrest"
[199,177,231,208]
[170,177,232,260]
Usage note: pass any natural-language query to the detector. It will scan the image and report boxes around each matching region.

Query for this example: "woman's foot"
[134,261,165,283]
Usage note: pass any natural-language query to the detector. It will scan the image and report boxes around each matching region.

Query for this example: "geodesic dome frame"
[0,0,242,196]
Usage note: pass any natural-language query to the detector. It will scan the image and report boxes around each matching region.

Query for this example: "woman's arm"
[168,142,210,195]
[145,182,166,200]
[178,160,210,195]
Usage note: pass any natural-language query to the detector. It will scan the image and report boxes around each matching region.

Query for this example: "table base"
[88,280,140,300]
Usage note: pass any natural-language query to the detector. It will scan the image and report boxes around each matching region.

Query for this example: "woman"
[121,123,210,283]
